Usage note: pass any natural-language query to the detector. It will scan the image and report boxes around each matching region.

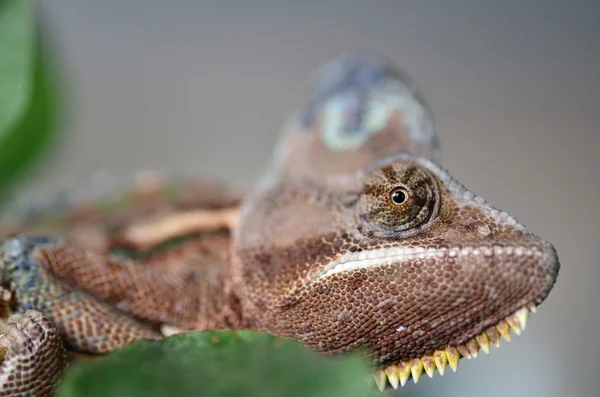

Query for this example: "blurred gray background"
[24,0,600,396]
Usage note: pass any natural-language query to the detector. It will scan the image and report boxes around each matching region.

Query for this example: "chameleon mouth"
[372,303,536,391]
[315,243,551,280]
[316,246,457,279]
[312,242,557,391]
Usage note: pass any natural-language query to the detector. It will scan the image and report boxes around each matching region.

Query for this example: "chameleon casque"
[0,53,559,395]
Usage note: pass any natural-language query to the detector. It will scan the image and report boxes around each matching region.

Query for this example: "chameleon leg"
[1,236,161,351]
[0,296,160,396]
[41,290,160,354]
[0,236,162,395]
[0,310,67,397]
[0,232,238,395]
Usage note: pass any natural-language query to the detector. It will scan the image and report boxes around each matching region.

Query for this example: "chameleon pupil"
[390,188,407,205]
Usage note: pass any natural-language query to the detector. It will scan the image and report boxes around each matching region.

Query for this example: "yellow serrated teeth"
[485,326,501,348]
[466,339,480,358]
[409,358,424,383]
[456,344,472,359]
[515,307,529,330]
[475,332,491,354]
[421,356,436,378]
[373,305,537,390]
[446,347,460,372]
[397,361,411,387]
[374,347,461,389]
[373,370,387,392]
[433,350,448,376]
[506,315,522,336]
[384,365,399,390]
[496,320,512,342]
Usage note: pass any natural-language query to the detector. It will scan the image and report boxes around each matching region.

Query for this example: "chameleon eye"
[390,187,408,205]
[359,162,440,236]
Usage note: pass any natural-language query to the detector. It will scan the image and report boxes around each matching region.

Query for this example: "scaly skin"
[0,52,559,395]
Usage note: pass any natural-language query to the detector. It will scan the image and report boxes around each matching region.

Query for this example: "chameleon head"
[234,153,559,388]
[272,52,439,184]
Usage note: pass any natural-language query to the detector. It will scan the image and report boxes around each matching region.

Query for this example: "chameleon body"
[0,53,559,395]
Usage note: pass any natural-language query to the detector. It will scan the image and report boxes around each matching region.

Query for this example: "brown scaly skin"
[0,311,67,397]
[0,52,559,395]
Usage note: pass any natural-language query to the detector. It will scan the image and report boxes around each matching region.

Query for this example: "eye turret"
[359,161,440,236]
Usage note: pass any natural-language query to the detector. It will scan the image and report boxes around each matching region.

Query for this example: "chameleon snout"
[270,230,559,390]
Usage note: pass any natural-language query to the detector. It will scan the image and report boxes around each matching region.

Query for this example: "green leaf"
[0,0,34,142]
[58,331,378,397]
[0,28,60,200]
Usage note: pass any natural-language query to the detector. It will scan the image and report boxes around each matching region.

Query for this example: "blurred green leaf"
[58,331,377,397]
[0,40,58,198]
[0,2,60,200]
[0,0,34,143]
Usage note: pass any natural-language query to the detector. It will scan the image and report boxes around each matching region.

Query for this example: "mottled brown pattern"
[0,179,243,395]
[0,311,67,397]
[235,155,559,373]
[0,53,560,394]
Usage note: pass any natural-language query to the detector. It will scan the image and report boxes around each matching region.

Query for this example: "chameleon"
[0,52,559,396]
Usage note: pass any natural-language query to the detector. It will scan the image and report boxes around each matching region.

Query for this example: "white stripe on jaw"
[314,243,544,281]
[316,246,454,279]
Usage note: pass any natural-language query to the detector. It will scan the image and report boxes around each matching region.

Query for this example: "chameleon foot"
[0,310,67,397]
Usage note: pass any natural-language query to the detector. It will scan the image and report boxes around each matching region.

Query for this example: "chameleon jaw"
[316,246,459,279]
[372,304,536,391]
[315,242,549,280]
